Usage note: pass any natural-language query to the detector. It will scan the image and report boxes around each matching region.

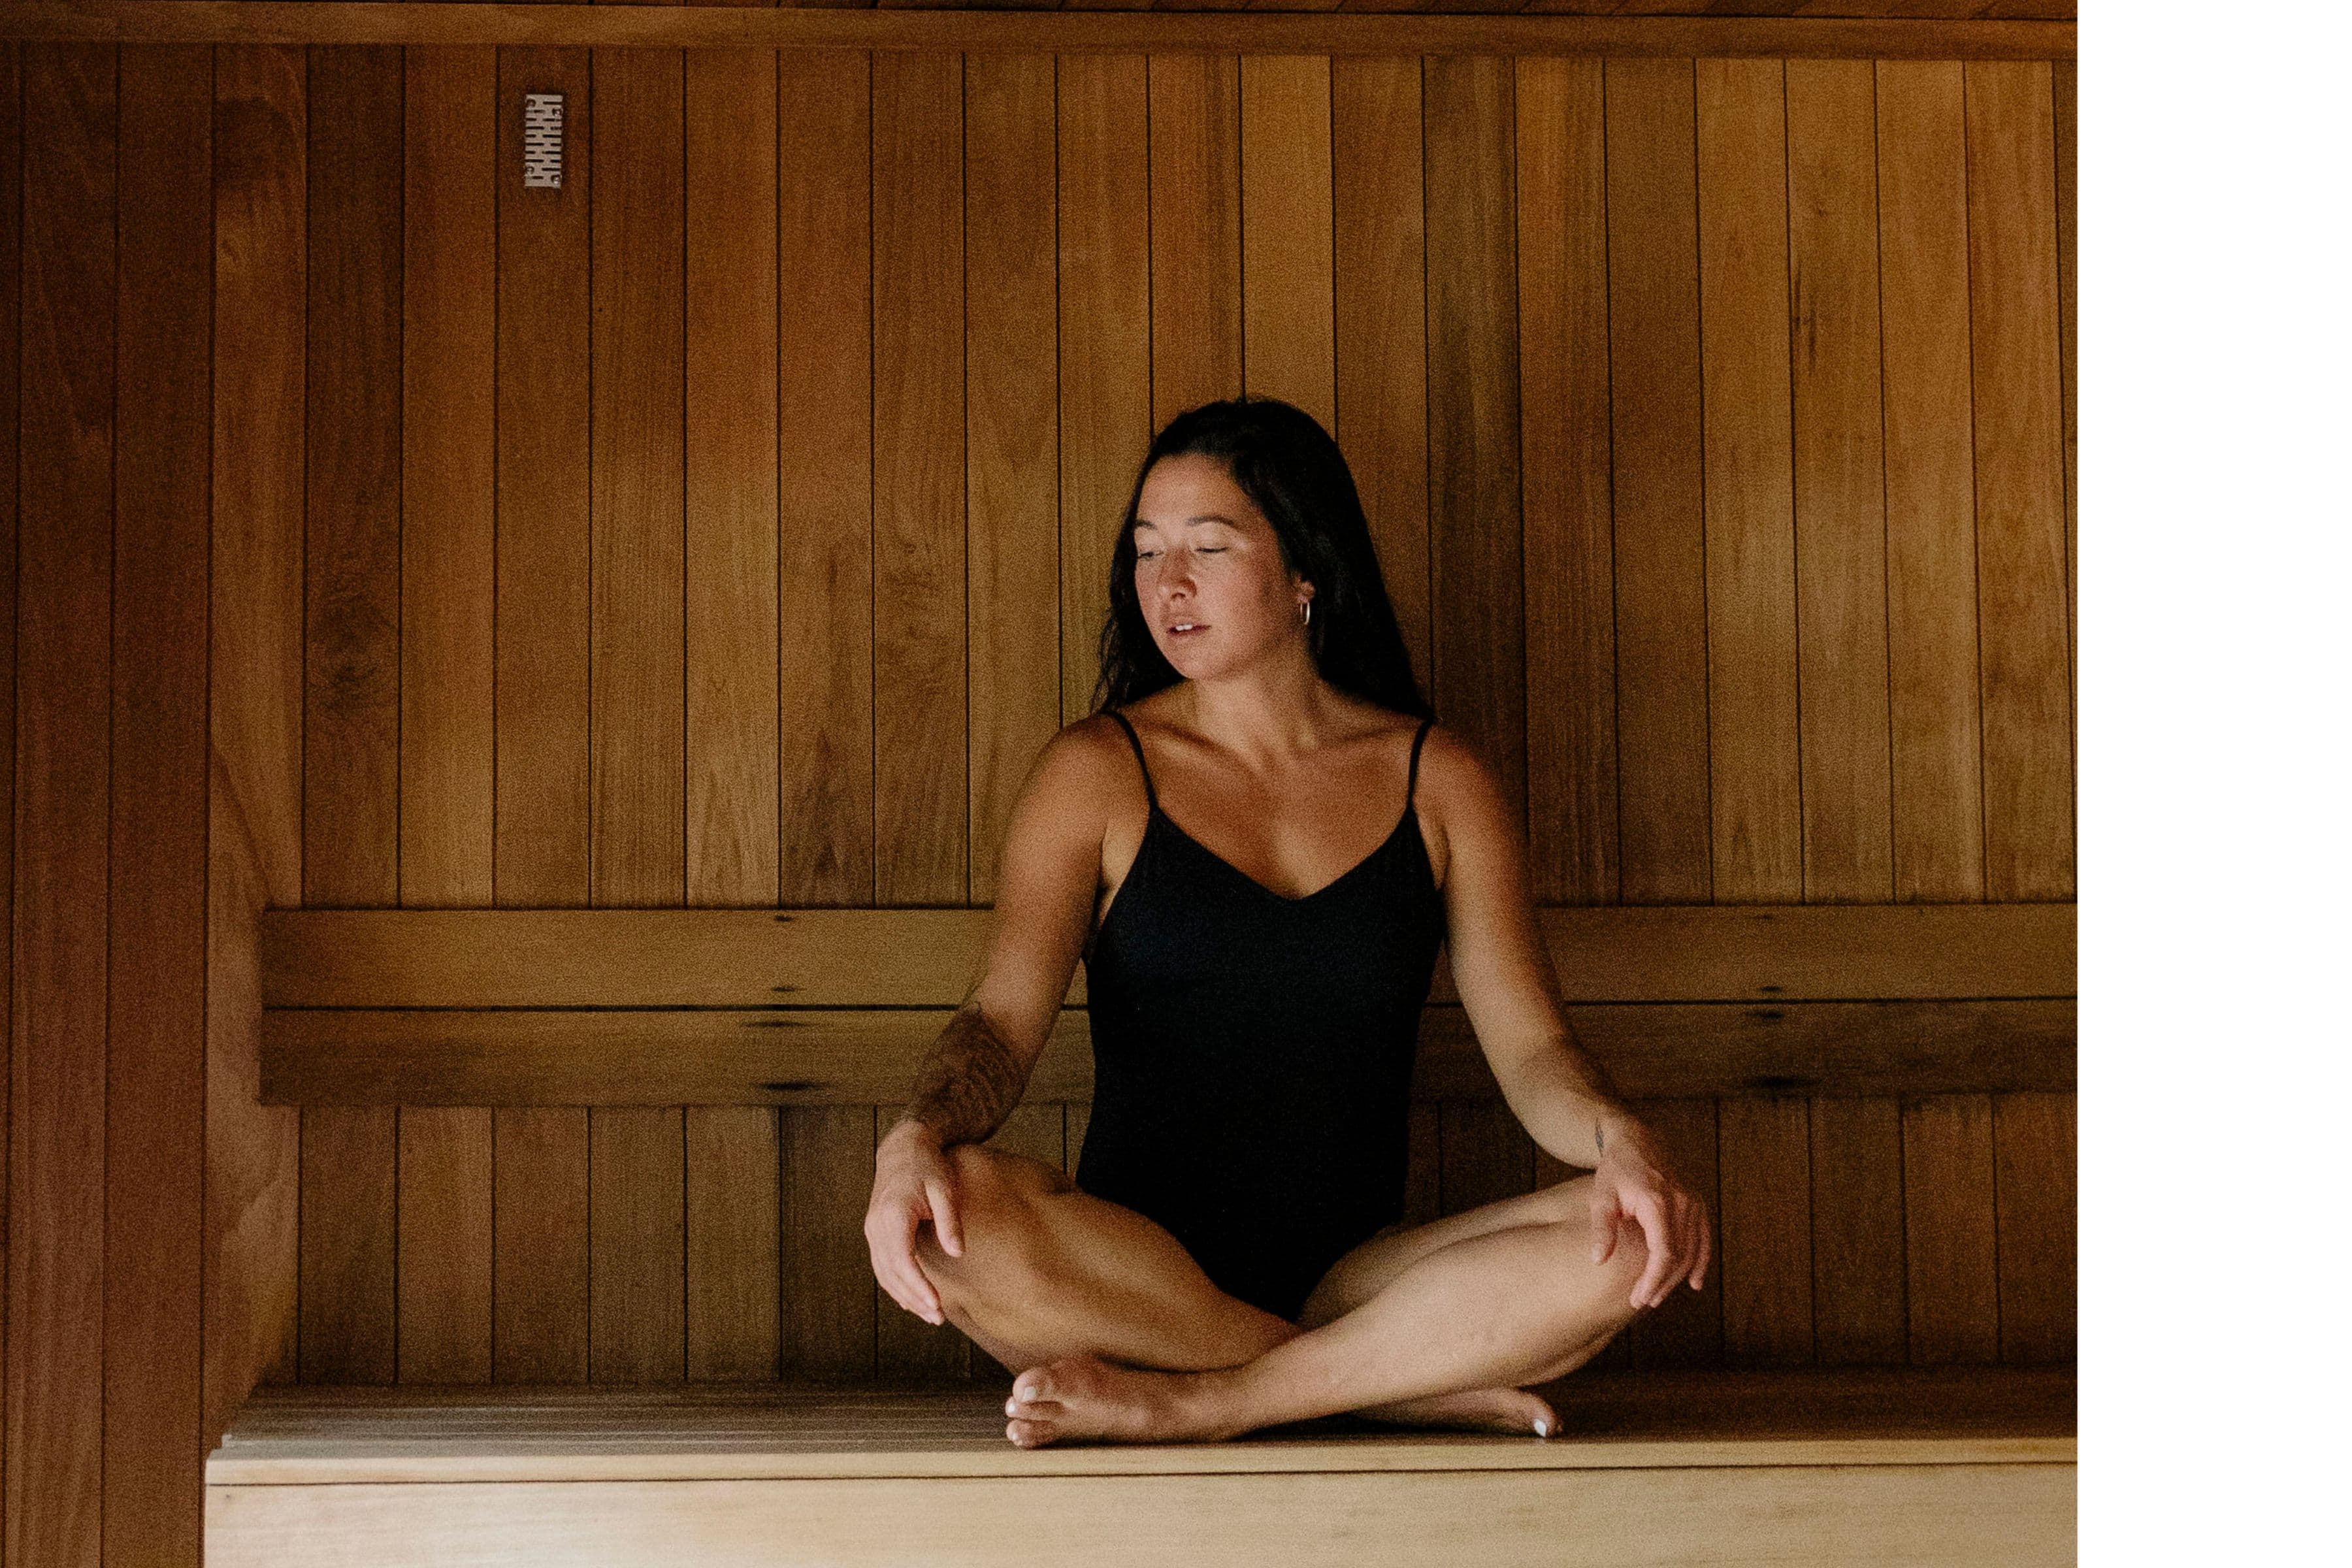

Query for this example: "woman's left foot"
[1003,1356,1238,1447]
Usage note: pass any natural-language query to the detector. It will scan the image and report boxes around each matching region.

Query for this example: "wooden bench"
[223,901,2073,1560]
[208,1367,2074,1566]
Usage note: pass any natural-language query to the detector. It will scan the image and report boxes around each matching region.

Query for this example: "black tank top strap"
[1406,717,1433,809]
[1105,708,1158,812]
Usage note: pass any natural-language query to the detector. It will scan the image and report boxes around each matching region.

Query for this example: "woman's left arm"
[1425,728,1710,1309]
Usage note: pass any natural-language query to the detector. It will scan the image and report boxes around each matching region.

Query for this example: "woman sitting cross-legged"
[864,395,1711,1448]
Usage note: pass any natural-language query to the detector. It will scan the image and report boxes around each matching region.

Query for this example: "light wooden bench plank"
[258,998,2073,1105]
[260,903,2074,1008]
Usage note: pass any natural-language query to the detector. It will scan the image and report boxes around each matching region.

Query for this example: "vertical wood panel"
[491,1107,591,1382]
[1625,1098,1721,1369]
[398,41,499,1389]
[589,1107,686,1382]
[685,47,779,907]
[783,1105,875,1380]
[1605,59,1711,904]
[1993,1090,2073,1365]
[1876,61,1984,902]
[1716,1095,1812,1366]
[686,1106,781,1381]
[9,52,114,1559]
[676,43,778,1384]
[1424,55,1525,826]
[873,52,968,907]
[304,44,402,913]
[966,53,1063,907]
[106,46,211,1560]
[1695,57,1801,904]
[402,44,497,913]
[1403,1102,1442,1230]
[776,50,874,905]
[1785,58,1894,904]
[1059,54,1152,722]
[1331,57,1431,692]
[0,33,18,1518]
[1239,55,1335,430]
[1964,60,2072,902]
[1148,52,1242,426]
[1517,57,1616,906]
[297,41,404,1386]
[206,42,306,1440]
[395,1108,493,1382]
[1809,1095,1907,1365]
[493,46,596,1381]
[1902,1093,1999,1364]
[2053,61,2074,727]
[590,44,685,913]
[298,1107,397,1382]
[494,43,593,909]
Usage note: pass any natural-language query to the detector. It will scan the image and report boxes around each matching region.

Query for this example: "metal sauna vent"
[523,93,564,189]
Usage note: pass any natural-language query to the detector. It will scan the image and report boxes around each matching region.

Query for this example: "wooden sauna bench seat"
[207,1365,2075,1567]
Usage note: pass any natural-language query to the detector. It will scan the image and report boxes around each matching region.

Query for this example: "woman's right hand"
[865,1120,966,1326]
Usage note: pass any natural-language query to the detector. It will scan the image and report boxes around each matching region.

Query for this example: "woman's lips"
[1168,623,1208,637]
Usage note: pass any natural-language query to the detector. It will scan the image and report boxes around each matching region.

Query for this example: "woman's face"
[1132,454,1313,679]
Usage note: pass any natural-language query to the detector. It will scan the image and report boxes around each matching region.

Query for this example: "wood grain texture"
[302,43,402,913]
[1695,57,1801,904]
[1716,1096,1812,1367]
[1332,57,1431,690]
[685,1107,782,1381]
[1963,60,2072,901]
[686,46,780,907]
[590,43,686,911]
[590,1107,687,1382]
[1876,61,1984,902]
[1424,54,1527,829]
[401,43,497,912]
[106,43,212,1567]
[206,41,306,1446]
[1147,51,1243,424]
[1902,1093,1999,1364]
[259,903,2074,1007]
[396,1108,493,1383]
[1992,1090,2072,1364]
[1785,57,1894,903]
[1605,58,1711,903]
[783,1106,877,1381]
[964,52,1063,907]
[0,35,18,1524]
[492,1107,591,1384]
[299,1107,397,1383]
[1239,54,1335,428]
[1808,1096,1907,1365]
[11,46,116,1563]
[18,7,2082,59]
[2052,60,2073,730]
[494,44,593,909]
[1439,1100,1537,1217]
[872,50,970,906]
[1057,53,1152,721]
[776,49,875,904]
[1516,56,1616,905]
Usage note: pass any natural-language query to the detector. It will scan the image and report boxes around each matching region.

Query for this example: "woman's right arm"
[866,721,1119,1325]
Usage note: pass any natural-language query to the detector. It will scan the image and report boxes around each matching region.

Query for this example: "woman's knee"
[917,1145,1060,1300]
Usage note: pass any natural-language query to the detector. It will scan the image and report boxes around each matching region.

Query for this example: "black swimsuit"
[1073,708,1448,1321]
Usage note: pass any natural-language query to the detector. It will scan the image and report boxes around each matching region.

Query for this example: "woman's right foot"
[1349,1385,1560,1437]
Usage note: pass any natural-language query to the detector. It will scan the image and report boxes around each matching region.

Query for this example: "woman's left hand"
[1588,1123,1711,1311]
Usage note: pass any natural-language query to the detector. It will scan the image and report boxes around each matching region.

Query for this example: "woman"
[864,397,1710,1448]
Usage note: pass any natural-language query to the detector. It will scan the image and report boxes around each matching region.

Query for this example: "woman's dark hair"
[1088,396,1433,721]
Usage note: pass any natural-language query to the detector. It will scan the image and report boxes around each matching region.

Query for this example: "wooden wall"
[0,24,2073,1567]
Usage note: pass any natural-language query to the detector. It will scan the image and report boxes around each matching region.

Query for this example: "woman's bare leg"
[915,1145,1637,1441]
[999,1179,1654,1447]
